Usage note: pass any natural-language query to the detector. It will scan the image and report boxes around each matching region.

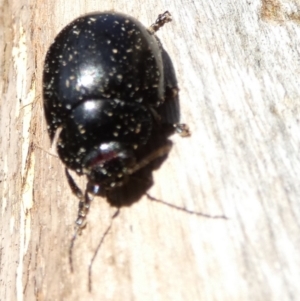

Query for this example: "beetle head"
[82,141,136,191]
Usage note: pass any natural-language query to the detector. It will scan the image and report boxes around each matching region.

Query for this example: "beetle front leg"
[66,168,94,271]
[65,168,93,229]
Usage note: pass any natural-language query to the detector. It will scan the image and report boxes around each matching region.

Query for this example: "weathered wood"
[1,0,300,300]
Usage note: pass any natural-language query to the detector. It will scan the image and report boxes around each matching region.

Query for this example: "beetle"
[43,11,190,231]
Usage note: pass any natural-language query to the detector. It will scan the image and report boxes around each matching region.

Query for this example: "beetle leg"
[127,142,172,175]
[65,168,84,200]
[166,86,179,98]
[148,106,191,137]
[65,168,93,229]
[149,106,162,123]
[157,122,190,137]
[66,168,94,272]
[148,11,172,34]
[173,123,191,137]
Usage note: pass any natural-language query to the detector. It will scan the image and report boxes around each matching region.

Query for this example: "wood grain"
[1,0,300,300]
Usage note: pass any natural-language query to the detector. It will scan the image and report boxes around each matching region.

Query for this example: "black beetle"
[43,11,189,230]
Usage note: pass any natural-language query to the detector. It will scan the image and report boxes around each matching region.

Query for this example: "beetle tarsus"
[166,86,179,98]
[148,11,172,34]
[174,123,191,137]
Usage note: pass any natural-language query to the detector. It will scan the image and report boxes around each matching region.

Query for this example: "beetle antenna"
[146,193,228,219]
[69,229,78,273]
[88,208,120,292]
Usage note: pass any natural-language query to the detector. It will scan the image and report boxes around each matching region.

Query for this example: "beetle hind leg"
[148,11,172,34]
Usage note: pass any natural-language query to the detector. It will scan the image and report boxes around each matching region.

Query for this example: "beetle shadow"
[105,48,181,207]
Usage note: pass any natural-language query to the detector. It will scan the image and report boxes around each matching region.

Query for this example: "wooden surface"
[1,0,300,300]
